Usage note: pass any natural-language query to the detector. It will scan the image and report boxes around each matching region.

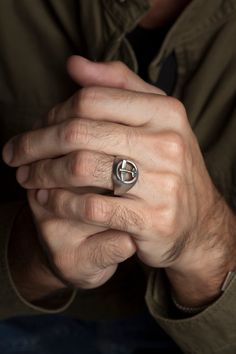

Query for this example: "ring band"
[112,157,139,196]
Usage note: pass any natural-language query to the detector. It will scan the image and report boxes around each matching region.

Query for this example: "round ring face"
[115,159,139,185]
[112,158,139,196]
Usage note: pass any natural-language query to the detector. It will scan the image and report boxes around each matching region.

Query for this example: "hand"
[8,188,136,304]
[1,57,218,265]
[3,57,236,306]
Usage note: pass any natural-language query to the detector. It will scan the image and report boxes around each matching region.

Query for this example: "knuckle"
[148,131,185,162]
[70,151,92,182]
[72,87,99,116]
[164,173,182,198]
[109,61,129,88]
[60,120,79,146]
[31,160,47,186]
[125,127,141,152]
[167,97,187,124]
[49,189,68,216]
[83,195,109,223]
[19,134,34,157]
[165,132,186,161]
[168,97,186,114]
[60,119,89,146]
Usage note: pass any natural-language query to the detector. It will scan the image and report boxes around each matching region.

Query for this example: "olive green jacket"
[1,0,236,353]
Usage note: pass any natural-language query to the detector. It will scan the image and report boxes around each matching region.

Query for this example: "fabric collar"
[102,0,236,38]
[102,0,150,33]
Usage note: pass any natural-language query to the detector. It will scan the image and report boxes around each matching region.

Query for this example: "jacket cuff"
[0,201,76,319]
[146,268,236,354]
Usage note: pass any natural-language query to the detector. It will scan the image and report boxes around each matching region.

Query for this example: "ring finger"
[17,150,148,199]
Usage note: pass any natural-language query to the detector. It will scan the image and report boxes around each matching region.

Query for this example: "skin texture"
[3,57,236,307]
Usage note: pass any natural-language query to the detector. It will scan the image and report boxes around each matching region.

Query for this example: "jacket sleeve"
[0,201,76,319]
[146,269,236,354]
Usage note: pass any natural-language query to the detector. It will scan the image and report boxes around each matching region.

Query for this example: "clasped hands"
[3,56,233,306]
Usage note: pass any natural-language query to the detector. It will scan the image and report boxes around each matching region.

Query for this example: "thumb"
[76,230,136,289]
[67,55,165,95]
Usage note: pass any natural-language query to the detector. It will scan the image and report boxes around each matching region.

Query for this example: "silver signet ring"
[112,157,139,196]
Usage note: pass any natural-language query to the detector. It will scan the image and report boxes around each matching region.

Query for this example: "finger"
[67,56,165,95]
[27,189,107,246]
[47,56,167,127]
[70,229,136,289]
[16,150,161,202]
[46,86,172,128]
[3,118,140,167]
[2,123,63,166]
[17,150,114,190]
[36,189,151,236]
[19,151,182,207]
[3,110,187,170]
[81,229,136,269]
[27,189,51,219]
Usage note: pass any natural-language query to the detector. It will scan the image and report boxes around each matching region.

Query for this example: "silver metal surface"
[112,157,139,196]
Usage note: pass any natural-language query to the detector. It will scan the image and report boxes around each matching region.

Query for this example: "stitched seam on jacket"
[171,2,236,46]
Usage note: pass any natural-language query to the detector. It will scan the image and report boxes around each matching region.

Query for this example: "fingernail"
[17,166,30,184]
[37,189,49,205]
[2,141,14,164]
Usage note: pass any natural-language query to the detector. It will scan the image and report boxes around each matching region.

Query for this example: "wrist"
[166,264,230,308]
[166,197,236,307]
